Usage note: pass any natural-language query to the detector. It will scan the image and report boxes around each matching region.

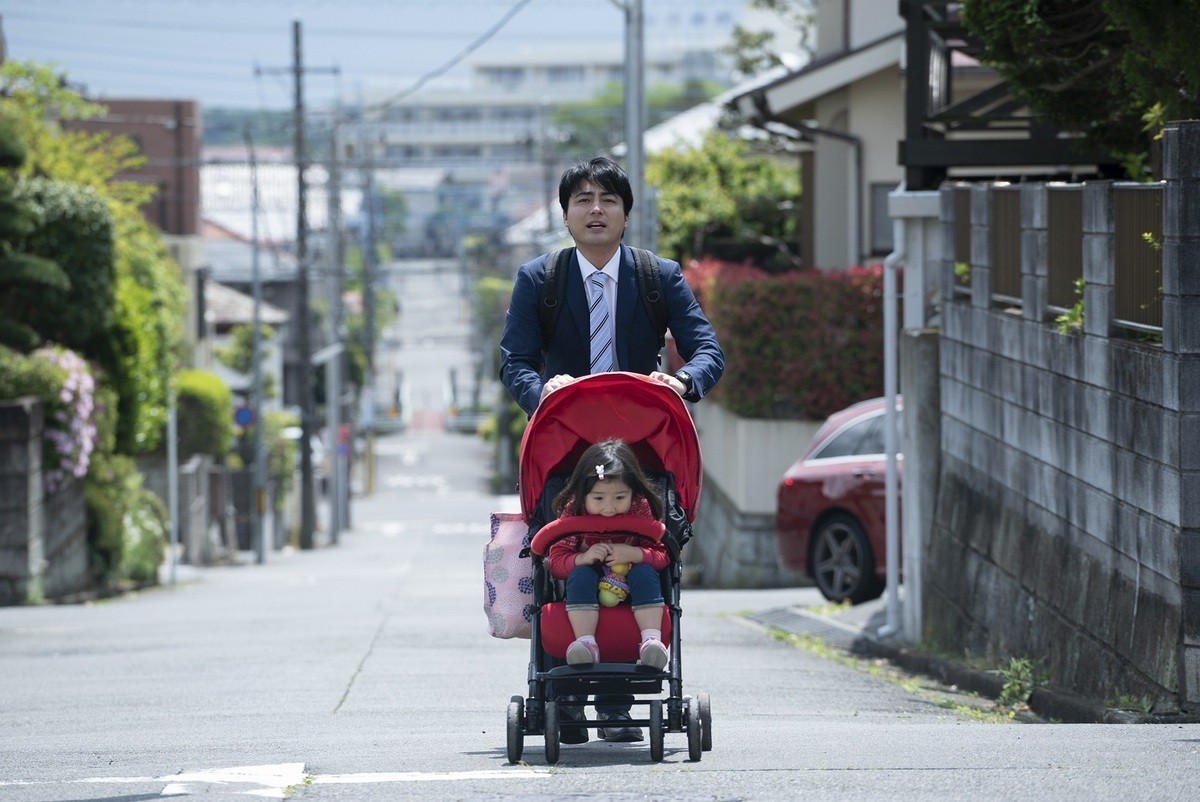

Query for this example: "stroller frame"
[503,373,712,764]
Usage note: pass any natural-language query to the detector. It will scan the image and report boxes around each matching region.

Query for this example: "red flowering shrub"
[686,259,889,420]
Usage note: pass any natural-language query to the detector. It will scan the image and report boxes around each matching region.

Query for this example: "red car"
[775,397,902,604]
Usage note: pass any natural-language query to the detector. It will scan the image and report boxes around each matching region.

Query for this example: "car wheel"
[810,513,882,604]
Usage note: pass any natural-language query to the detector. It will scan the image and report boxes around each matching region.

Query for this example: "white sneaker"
[566,638,600,665]
[637,638,669,670]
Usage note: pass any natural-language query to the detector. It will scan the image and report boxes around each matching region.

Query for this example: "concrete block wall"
[0,397,88,604]
[41,473,88,599]
[928,122,1200,708]
[687,402,816,588]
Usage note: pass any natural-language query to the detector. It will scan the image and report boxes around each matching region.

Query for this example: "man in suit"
[499,156,724,743]
[500,156,723,416]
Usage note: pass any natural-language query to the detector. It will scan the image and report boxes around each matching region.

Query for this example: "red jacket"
[546,496,670,580]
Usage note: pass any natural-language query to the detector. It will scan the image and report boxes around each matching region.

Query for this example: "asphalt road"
[2,257,1196,801]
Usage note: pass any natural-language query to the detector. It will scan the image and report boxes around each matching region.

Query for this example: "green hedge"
[691,258,887,421]
[176,369,233,461]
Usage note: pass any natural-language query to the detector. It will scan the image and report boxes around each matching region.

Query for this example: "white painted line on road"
[3,763,550,800]
[312,769,551,784]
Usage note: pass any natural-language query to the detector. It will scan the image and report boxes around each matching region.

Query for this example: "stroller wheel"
[506,698,524,764]
[698,692,712,751]
[686,696,702,762]
[543,701,561,764]
[648,700,664,762]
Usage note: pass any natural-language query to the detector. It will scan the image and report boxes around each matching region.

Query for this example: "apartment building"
[345,36,738,246]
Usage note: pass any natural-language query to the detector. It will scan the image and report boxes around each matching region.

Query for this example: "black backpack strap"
[630,247,669,350]
[537,248,573,352]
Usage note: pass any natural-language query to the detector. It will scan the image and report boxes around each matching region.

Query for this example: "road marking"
[313,769,551,784]
[3,763,550,799]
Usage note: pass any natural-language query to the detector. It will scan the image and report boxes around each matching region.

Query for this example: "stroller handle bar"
[529,515,666,557]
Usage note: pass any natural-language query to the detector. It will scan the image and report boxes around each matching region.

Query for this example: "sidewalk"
[750,594,1200,725]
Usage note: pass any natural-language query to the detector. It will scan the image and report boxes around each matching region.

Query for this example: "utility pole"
[325,105,345,543]
[619,0,647,248]
[244,125,268,564]
[360,133,378,496]
[257,20,338,550]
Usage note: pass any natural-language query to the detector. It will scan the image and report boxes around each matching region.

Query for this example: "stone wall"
[927,121,1200,707]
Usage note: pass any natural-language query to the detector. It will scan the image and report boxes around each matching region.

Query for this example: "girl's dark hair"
[558,156,634,215]
[552,438,663,520]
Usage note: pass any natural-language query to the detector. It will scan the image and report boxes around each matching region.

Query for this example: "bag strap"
[537,248,571,353]
[630,247,669,351]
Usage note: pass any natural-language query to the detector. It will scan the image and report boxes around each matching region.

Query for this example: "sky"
[1,0,746,111]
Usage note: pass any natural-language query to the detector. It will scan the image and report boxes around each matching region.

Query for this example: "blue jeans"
[562,562,663,716]
[564,563,664,610]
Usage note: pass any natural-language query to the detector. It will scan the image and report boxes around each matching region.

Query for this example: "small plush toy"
[597,562,632,607]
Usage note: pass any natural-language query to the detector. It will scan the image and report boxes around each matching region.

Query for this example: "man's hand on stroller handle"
[539,371,687,405]
[540,374,575,403]
[649,371,687,397]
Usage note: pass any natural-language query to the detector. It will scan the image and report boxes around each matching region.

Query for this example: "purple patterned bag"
[483,512,534,639]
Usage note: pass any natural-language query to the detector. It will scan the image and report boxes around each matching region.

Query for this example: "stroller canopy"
[518,372,703,523]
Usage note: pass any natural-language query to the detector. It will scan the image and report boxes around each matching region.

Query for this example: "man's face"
[563,180,628,253]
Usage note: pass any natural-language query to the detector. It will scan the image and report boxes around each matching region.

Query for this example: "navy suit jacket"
[500,244,724,416]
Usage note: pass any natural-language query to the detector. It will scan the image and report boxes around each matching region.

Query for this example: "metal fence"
[953,185,971,289]
[949,181,1163,334]
[989,186,1021,303]
[1113,185,1163,331]
[1047,185,1083,310]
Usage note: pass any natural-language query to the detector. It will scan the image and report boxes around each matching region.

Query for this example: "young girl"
[547,438,670,669]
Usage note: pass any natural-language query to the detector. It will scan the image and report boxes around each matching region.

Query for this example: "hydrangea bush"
[38,345,97,492]
[0,344,98,493]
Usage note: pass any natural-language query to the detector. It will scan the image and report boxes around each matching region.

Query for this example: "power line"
[368,0,535,111]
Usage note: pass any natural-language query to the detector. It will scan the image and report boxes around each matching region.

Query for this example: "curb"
[751,606,1200,725]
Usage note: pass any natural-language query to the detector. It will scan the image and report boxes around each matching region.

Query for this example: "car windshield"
[812,412,902,460]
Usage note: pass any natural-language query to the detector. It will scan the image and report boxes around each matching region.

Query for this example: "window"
[815,416,883,460]
[871,183,896,255]
[813,413,903,460]
[482,67,523,87]
[547,66,585,83]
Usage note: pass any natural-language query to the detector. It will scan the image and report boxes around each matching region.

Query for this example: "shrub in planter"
[693,259,888,421]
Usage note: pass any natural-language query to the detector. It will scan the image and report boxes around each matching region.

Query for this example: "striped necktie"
[587,270,614,374]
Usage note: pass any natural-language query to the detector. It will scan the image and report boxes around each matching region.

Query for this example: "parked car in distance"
[775,397,902,604]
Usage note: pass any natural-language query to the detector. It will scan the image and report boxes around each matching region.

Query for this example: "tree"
[1,60,187,453]
[215,323,278,401]
[963,0,1200,174]
[0,113,70,350]
[724,0,815,79]
[647,130,800,269]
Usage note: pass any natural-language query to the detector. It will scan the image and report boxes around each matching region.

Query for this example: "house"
[202,279,288,411]
[201,220,309,408]
[722,1,1005,269]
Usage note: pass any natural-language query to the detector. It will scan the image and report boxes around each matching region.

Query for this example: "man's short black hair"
[558,156,634,215]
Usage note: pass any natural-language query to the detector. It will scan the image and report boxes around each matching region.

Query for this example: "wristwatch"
[673,369,694,397]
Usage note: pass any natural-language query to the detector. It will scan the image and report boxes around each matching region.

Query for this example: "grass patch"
[283,775,315,797]
[768,626,1022,724]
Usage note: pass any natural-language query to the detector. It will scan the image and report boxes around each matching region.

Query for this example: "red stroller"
[505,372,712,763]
